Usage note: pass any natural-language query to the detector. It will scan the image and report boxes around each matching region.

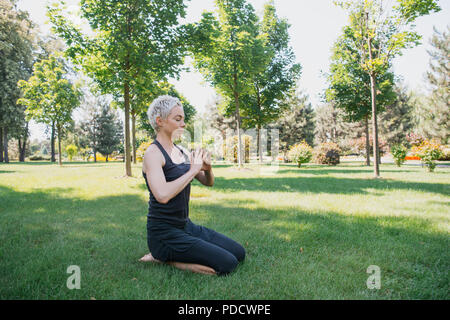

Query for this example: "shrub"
[287,141,313,167]
[313,142,341,165]
[438,145,450,161]
[29,155,51,161]
[136,140,154,162]
[350,136,389,158]
[405,132,425,148]
[222,135,252,163]
[411,140,444,172]
[390,144,408,167]
[65,144,78,161]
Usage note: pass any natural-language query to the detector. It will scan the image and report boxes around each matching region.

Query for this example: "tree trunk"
[0,127,3,162]
[124,80,132,176]
[57,123,62,166]
[233,87,242,168]
[368,35,380,178]
[132,111,136,165]
[364,114,370,166]
[257,125,263,164]
[18,122,29,162]
[369,73,380,178]
[3,126,9,163]
[51,120,56,162]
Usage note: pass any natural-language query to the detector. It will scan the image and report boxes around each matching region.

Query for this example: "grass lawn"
[0,160,449,299]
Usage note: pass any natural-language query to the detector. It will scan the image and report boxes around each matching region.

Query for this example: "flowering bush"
[350,136,388,157]
[405,132,425,148]
[390,144,408,167]
[411,140,444,172]
[136,140,153,162]
[313,142,341,165]
[287,141,313,167]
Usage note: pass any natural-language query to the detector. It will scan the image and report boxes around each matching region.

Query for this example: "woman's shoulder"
[143,144,165,169]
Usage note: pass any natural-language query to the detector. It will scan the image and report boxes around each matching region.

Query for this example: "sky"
[16,0,450,141]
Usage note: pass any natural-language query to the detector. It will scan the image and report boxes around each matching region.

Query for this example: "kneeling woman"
[140,95,245,276]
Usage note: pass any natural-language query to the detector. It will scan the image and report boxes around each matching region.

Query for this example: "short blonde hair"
[147,95,182,131]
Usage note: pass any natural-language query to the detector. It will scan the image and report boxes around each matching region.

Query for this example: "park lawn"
[0,161,448,299]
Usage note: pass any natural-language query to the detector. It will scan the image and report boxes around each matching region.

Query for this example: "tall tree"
[241,1,301,163]
[97,104,123,162]
[17,53,82,166]
[378,84,415,147]
[190,0,268,168]
[335,0,441,177]
[418,26,449,144]
[48,0,190,176]
[271,90,315,160]
[0,0,35,163]
[325,25,396,165]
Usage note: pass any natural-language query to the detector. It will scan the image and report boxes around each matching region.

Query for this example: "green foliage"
[287,141,313,168]
[390,144,408,167]
[0,0,35,150]
[313,142,341,166]
[136,140,153,162]
[411,140,443,172]
[240,3,301,131]
[65,144,78,161]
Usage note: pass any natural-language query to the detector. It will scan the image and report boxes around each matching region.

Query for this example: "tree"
[418,26,449,144]
[97,104,123,162]
[190,0,268,168]
[335,0,441,177]
[241,1,301,164]
[49,0,190,176]
[271,90,315,161]
[0,0,35,163]
[325,25,396,165]
[378,84,415,147]
[17,53,82,166]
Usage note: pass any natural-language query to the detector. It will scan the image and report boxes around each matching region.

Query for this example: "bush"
[222,135,252,163]
[411,140,444,172]
[287,141,313,167]
[350,136,389,158]
[313,142,341,165]
[405,132,425,148]
[136,140,154,162]
[65,144,78,161]
[391,144,408,167]
[438,145,450,161]
[29,155,51,161]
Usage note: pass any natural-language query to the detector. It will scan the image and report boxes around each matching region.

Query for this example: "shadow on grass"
[210,176,449,196]
[193,200,449,299]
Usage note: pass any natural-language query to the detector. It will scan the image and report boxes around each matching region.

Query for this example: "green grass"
[0,161,449,299]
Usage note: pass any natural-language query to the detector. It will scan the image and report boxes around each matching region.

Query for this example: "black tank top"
[143,139,191,226]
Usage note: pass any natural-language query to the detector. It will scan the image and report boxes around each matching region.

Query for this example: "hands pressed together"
[189,148,212,174]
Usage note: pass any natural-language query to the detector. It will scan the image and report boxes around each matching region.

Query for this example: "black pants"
[147,219,245,276]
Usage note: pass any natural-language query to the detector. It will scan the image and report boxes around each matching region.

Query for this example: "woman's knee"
[234,244,246,262]
[217,253,239,276]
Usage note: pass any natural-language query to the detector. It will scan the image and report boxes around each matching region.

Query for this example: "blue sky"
[16,0,450,141]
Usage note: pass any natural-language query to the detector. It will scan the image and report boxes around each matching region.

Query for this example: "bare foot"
[139,252,161,263]
[168,262,216,275]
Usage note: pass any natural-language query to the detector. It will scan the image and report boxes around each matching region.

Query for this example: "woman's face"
[159,105,185,139]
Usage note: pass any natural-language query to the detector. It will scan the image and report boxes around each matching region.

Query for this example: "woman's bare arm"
[143,146,203,204]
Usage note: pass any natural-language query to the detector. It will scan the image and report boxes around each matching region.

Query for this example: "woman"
[139,95,245,276]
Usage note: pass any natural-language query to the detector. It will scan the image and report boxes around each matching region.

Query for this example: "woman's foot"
[139,252,161,263]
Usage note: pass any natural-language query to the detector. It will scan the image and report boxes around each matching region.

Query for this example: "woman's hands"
[189,148,212,175]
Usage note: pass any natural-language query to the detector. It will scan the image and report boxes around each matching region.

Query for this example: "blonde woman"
[139,95,245,275]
